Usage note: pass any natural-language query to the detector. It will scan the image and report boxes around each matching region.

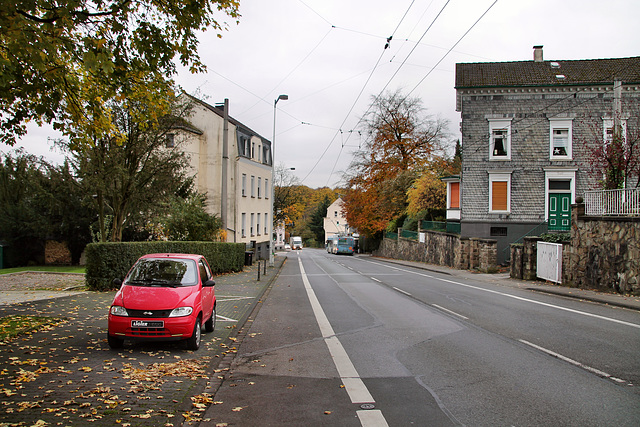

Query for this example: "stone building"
[454,47,640,263]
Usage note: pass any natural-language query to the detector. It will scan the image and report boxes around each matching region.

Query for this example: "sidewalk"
[0,254,287,427]
[369,255,640,311]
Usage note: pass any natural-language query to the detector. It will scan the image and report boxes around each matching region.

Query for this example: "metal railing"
[420,220,447,231]
[385,232,398,241]
[400,229,419,240]
[584,188,640,216]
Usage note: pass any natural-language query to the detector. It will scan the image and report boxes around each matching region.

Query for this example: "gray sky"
[13,0,640,188]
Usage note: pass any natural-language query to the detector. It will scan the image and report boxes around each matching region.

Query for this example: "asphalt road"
[203,249,640,426]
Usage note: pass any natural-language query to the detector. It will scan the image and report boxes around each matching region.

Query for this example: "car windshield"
[125,258,198,287]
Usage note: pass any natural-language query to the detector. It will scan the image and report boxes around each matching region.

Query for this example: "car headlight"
[169,307,193,317]
[110,306,128,316]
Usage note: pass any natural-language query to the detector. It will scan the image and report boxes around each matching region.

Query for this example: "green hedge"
[85,241,245,291]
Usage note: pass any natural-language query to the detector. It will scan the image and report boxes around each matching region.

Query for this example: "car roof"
[139,253,203,262]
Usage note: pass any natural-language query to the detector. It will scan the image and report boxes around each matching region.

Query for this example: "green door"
[549,193,571,231]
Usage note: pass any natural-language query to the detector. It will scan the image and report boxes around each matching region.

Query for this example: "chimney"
[533,45,543,62]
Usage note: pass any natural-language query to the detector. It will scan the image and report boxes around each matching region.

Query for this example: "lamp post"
[269,94,288,267]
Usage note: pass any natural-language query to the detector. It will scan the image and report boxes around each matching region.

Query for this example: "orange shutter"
[450,182,460,208]
[492,181,508,211]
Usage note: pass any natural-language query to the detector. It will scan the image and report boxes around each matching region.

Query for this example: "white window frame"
[241,213,246,237]
[250,213,255,236]
[264,212,268,235]
[603,118,627,145]
[257,177,262,198]
[549,118,573,160]
[242,174,247,197]
[488,119,512,161]
[488,172,511,213]
[265,179,269,199]
[251,175,255,198]
[257,213,261,236]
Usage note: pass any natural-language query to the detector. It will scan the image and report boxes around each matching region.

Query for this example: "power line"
[303,1,418,186]
[406,0,498,97]
[378,0,452,96]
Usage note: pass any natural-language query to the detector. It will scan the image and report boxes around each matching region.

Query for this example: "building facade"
[174,96,273,258]
[323,197,351,244]
[455,47,640,263]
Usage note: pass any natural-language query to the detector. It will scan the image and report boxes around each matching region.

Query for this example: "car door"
[198,259,214,321]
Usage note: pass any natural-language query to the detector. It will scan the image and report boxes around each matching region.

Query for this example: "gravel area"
[0,272,85,291]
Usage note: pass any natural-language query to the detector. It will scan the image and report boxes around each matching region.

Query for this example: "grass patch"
[0,315,65,341]
[0,266,85,275]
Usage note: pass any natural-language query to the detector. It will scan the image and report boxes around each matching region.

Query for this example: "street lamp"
[269,94,288,267]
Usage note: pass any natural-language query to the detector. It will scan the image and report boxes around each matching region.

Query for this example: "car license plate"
[131,320,164,328]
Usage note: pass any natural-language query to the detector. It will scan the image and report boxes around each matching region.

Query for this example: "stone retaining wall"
[510,204,639,295]
[375,230,497,273]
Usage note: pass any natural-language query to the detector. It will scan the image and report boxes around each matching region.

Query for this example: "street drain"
[360,403,376,410]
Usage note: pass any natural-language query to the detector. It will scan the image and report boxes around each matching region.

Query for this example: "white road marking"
[215,314,238,322]
[357,409,389,426]
[432,304,469,320]
[392,286,412,297]
[362,259,640,330]
[371,277,382,283]
[519,339,627,383]
[298,258,389,426]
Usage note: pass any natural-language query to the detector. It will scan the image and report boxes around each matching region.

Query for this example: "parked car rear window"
[125,259,198,287]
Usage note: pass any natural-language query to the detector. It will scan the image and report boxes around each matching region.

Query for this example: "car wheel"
[107,333,124,349]
[204,305,216,333]
[185,318,201,351]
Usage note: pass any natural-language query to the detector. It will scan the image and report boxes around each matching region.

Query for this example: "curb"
[189,257,287,427]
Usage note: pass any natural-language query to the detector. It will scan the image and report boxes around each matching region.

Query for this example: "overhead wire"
[239,26,335,117]
[301,0,419,187]
[334,0,455,159]
[406,0,499,97]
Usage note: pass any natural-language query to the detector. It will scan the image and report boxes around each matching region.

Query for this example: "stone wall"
[374,230,497,273]
[565,204,639,294]
[510,204,640,295]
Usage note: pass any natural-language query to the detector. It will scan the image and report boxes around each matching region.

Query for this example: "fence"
[584,188,640,216]
[385,232,398,241]
[400,229,419,240]
[420,220,447,231]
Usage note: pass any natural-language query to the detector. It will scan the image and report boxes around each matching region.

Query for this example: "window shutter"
[492,181,508,211]
[450,182,460,208]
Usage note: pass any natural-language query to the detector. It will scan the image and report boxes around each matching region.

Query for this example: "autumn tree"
[57,93,196,242]
[274,164,303,227]
[0,0,240,146]
[582,111,640,189]
[343,90,450,237]
[406,144,461,221]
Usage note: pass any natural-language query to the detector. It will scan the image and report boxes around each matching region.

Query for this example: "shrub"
[85,241,245,291]
[540,233,571,243]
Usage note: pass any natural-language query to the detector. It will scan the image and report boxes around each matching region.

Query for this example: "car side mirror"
[113,278,122,288]
[204,279,216,287]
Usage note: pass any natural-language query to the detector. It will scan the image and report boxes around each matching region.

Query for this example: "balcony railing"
[584,188,640,216]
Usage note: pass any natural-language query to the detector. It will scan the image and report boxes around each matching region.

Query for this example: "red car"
[107,253,216,350]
